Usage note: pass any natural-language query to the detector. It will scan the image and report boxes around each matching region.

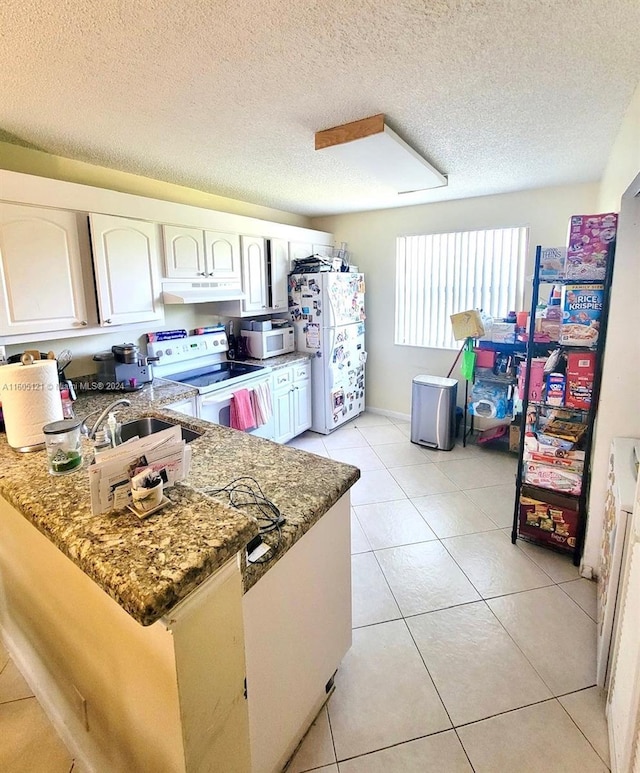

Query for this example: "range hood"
[162,281,245,304]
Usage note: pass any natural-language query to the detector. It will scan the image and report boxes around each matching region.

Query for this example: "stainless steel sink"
[120,417,203,444]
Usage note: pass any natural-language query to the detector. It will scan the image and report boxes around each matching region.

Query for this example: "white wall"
[584,80,640,572]
[313,183,598,416]
[597,83,640,213]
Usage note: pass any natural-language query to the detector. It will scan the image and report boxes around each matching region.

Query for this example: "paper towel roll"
[0,360,64,450]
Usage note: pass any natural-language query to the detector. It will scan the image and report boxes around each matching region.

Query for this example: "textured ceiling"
[1,0,639,217]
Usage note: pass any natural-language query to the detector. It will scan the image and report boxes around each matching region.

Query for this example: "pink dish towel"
[230,389,256,431]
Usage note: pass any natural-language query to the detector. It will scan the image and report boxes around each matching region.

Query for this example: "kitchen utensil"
[57,349,73,375]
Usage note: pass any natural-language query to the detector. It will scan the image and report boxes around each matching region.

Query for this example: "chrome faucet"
[84,398,131,439]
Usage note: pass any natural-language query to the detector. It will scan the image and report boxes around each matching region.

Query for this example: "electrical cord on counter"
[204,476,285,564]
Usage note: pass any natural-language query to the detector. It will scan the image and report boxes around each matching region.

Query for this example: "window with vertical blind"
[395,226,528,349]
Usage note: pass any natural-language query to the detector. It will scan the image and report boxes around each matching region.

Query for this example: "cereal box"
[560,284,603,347]
[564,213,617,280]
[539,246,565,281]
[518,495,579,552]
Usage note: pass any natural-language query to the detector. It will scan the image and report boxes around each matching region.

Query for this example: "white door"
[272,367,294,443]
[162,225,207,278]
[273,387,294,444]
[269,239,289,311]
[324,323,366,431]
[204,231,241,281]
[323,272,365,327]
[90,214,163,326]
[292,361,312,436]
[241,236,268,313]
[0,204,89,335]
[293,379,312,436]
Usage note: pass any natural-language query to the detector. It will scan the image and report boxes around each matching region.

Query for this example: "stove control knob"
[166,348,173,356]
[213,340,219,346]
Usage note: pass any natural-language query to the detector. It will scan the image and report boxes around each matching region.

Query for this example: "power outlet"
[0,345,6,365]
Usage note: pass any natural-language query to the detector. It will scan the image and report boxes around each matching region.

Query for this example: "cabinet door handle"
[104,318,112,324]
[80,320,88,326]
[208,272,215,276]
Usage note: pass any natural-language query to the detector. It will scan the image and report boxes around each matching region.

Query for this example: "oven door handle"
[200,377,271,406]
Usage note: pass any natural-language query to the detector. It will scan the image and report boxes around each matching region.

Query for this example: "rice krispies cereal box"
[564,212,617,280]
[560,284,603,347]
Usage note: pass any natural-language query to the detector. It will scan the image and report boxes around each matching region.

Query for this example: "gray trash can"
[410,375,458,451]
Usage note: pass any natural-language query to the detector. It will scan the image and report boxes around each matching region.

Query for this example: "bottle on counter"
[60,388,75,419]
[92,429,112,460]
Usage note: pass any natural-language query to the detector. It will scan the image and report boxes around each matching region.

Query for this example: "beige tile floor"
[1,412,609,772]
[286,412,610,773]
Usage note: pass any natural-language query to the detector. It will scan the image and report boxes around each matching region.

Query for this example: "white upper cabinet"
[269,239,289,311]
[162,225,207,278]
[162,226,241,281]
[241,236,268,313]
[90,214,163,327]
[204,231,241,281]
[0,204,90,336]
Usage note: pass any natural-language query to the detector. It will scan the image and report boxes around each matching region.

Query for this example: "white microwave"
[240,327,295,359]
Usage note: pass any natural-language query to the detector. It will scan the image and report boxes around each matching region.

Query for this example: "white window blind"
[395,226,528,349]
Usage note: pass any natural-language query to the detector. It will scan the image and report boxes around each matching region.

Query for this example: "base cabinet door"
[272,364,311,444]
[0,204,90,336]
[90,214,163,327]
[272,367,295,444]
[293,379,312,437]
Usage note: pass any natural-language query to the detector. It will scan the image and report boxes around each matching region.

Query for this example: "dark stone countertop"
[0,377,358,626]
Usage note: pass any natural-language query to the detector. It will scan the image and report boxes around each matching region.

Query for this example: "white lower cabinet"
[272,361,311,444]
[242,494,351,773]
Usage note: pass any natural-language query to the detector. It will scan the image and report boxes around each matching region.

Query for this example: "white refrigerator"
[288,272,366,434]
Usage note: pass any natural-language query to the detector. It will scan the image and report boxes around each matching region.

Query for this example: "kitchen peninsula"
[0,379,359,773]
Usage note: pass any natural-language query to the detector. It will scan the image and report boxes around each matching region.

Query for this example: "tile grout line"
[555,693,612,770]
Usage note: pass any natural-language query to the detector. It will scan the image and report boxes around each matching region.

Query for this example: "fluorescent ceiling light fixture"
[315,114,447,194]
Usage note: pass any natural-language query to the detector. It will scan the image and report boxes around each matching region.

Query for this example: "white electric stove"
[148,332,273,437]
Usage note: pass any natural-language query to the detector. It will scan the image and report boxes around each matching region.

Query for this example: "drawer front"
[273,369,292,389]
[293,362,310,382]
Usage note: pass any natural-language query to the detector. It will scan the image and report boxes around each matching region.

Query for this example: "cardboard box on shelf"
[564,213,617,281]
[474,348,496,369]
[519,494,579,552]
[491,322,516,344]
[565,351,596,410]
[450,309,485,340]
[560,284,603,347]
